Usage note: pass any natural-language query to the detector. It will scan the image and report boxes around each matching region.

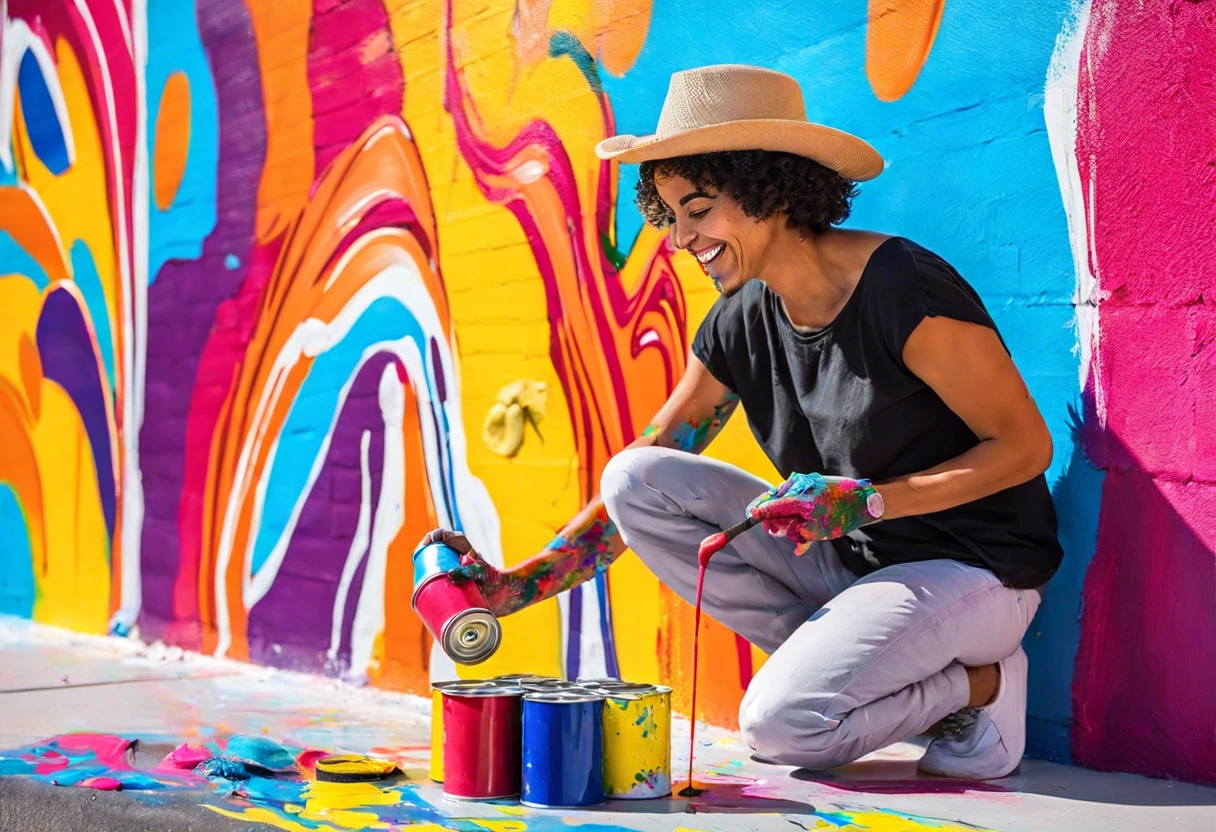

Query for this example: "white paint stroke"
[328,429,372,662]
[1045,0,1104,422]
[348,363,407,681]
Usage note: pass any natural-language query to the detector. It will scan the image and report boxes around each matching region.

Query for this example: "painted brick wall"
[0,0,1211,784]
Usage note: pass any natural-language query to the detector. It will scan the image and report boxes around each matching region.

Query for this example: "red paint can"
[412,572,501,665]
[441,682,523,801]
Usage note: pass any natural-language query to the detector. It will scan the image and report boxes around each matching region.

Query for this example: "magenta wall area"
[1070,1,1216,783]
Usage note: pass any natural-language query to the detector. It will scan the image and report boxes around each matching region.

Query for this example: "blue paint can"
[521,691,605,808]
[412,542,463,593]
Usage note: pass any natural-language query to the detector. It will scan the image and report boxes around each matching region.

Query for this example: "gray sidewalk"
[1,617,1213,832]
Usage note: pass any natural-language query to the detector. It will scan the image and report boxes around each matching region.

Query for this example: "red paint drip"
[683,531,729,796]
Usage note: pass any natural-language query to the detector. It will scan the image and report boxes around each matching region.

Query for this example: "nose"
[667,216,695,251]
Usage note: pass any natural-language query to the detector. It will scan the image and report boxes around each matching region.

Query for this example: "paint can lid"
[584,682,666,698]
[580,680,652,692]
[524,691,604,704]
[574,677,625,686]
[491,674,557,684]
[430,680,461,692]
[441,680,524,698]
[520,679,577,691]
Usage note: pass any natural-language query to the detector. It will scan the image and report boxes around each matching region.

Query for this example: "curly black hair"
[635,150,858,236]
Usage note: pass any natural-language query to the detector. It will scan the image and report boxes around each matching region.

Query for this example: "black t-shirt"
[692,236,1063,589]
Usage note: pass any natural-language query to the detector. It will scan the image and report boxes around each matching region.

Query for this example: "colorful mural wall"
[0,0,1211,785]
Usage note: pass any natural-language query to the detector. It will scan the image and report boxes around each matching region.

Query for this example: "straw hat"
[595,65,885,181]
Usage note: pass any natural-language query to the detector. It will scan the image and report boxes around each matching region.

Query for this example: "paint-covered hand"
[421,529,516,618]
[747,473,883,555]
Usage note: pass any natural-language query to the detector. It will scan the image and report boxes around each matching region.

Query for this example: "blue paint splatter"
[224,253,240,270]
[0,486,35,618]
[17,50,70,175]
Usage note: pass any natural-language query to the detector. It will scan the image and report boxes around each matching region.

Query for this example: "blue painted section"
[0,485,35,618]
[250,297,461,578]
[145,0,218,282]
[0,231,50,289]
[601,0,1099,761]
[70,241,116,391]
[224,253,240,270]
[17,50,70,175]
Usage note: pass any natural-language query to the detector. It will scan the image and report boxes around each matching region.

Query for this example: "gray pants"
[600,447,1040,770]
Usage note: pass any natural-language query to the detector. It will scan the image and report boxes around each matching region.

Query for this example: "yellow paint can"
[594,683,672,799]
[430,680,458,782]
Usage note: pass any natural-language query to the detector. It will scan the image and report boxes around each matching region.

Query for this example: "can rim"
[492,674,556,683]
[523,691,603,703]
[441,683,524,698]
[584,682,656,694]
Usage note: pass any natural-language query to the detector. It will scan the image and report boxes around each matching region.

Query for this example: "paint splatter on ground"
[3,620,1215,832]
[0,731,995,832]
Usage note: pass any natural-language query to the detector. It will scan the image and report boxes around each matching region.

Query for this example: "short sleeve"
[691,295,738,391]
[876,242,1002,365]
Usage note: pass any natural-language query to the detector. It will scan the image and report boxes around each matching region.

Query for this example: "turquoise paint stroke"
[0,485,35,618]
[0,232,50,289]
[145,0,218,283]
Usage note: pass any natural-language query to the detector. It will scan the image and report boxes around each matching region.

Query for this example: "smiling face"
[654,173,782,297]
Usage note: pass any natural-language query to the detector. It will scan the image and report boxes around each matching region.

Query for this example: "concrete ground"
[1,618,1213,832]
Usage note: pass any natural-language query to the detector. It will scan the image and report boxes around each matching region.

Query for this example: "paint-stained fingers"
[418,528,475,555]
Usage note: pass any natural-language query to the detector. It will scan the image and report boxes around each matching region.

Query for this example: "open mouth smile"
[693,244,725,266]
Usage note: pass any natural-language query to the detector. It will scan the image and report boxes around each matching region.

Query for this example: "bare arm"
[873,316,1053,520]
[430,357,739,616]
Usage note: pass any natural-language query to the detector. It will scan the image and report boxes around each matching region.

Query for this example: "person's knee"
[600,447,651,518]
[739,686,855,770]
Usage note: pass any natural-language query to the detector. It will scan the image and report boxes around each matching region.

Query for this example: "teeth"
[695,244,724,265]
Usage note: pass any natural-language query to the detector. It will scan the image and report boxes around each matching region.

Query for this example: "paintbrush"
[696,515,759,567]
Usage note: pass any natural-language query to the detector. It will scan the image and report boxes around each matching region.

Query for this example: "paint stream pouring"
[680,515,758,798]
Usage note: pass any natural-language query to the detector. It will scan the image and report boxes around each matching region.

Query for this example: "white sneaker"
[917,646,1028,780]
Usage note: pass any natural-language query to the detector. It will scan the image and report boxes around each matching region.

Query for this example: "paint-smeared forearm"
[477,499,625,617]
[641,392,739,454]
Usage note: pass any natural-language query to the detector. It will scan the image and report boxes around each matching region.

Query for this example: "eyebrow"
[678,190,713,206]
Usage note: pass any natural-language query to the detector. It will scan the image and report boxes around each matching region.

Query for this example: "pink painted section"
[50,733,135,766]
[159,743,210,771]
[308,0,404,175]
[1072,0,1216,784]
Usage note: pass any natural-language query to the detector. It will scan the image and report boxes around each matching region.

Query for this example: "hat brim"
[595,119,885,181]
